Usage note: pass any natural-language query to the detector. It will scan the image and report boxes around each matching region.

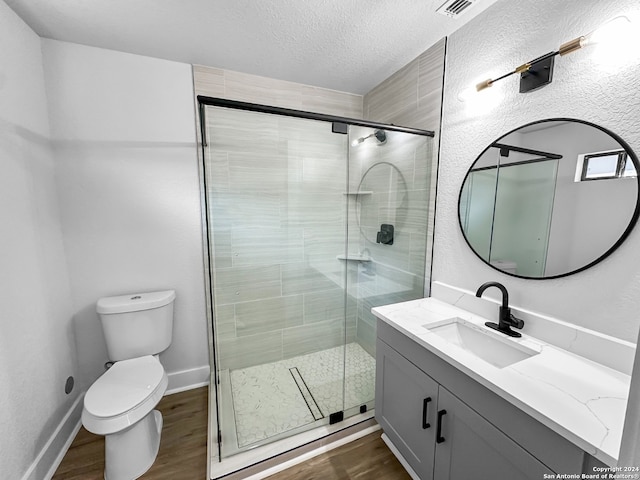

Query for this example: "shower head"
[351,129,387,147]
[374,129,387,144]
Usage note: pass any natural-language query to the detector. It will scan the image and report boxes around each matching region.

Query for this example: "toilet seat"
[82,355,168,435]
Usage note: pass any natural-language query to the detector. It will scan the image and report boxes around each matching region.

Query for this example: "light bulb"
[583,16,632,47]
[457,79,494,102]
[457,86,477,102]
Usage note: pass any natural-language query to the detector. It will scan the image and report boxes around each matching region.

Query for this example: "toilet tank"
[97,290,176,362]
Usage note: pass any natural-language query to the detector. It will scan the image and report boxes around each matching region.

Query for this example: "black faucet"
[475,281,524,338]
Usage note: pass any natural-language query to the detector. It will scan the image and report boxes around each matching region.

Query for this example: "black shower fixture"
[377,224,394,245]
[374,129,387,144]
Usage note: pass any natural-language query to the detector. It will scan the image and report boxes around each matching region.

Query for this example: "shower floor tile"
[228,342,375,448]
[295,342,376,416]
[229,361,316,448]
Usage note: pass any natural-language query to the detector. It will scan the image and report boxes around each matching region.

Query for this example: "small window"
[576,150,635,181]
[623,156,637,177]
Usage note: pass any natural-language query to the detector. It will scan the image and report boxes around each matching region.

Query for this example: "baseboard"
[21,394,84,480]
[18,365,210,480]
[166,364,210,395]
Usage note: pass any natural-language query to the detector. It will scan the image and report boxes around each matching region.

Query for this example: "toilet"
[82,290,176,480]
[490,259,518,275]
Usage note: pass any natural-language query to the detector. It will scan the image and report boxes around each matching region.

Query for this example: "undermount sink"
[423,317,540,368]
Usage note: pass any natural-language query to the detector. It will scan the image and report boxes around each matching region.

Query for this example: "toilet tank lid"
[97,290,176,314]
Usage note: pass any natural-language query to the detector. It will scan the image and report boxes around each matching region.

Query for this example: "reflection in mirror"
[459,119,640,279]
[357,161,408,244]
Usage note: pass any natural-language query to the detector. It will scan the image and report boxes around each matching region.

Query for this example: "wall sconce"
[460,15,632,98]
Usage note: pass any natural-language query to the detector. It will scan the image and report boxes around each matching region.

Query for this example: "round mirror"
[458,118,640,279]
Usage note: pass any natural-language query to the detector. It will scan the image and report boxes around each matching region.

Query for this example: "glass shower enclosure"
[459,145,558,277]
[198,97,435,469]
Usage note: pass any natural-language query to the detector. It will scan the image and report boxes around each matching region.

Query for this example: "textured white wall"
[436,0,640,342]
[41,39,210,390]
[0,3,78,479]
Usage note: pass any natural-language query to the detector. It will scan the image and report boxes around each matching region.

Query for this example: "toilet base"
[104,410,163,480]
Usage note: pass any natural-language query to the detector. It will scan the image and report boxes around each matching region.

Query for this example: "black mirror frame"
[457,117,640,280]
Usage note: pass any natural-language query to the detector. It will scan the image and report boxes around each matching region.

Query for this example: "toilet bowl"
[83,355,168,480]
[82,290,175,480]
[490,259,518,275]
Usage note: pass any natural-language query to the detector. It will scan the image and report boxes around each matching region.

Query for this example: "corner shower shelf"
[337,255,372,262]
[342,191,373,196]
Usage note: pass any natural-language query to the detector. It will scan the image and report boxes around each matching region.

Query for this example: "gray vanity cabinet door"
[376,339,438,480]
[433,387,553,480]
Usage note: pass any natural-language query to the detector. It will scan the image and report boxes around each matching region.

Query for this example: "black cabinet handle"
[422,397,432,429]
[436,409,447,443]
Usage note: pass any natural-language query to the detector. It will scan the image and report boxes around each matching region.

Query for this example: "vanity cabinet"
[376,319,590,479]
[433,387,551,479]
[376,339,552,479]
[376,338,439,479]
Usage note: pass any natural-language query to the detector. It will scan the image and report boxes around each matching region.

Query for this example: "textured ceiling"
[5,0,499,95]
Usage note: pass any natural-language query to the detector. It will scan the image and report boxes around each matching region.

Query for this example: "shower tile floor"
[227,342,375,448]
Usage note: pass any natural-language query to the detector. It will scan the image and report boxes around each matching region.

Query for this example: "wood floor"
[265,433,411,480]
[53,387,208,479]
[53,386,408,479]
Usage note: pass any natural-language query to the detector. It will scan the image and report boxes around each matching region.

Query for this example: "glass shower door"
[460,150,558,277]
[202,106,349,458]
[201,102,435,467]
[490,159,558,276]
[344,126,433,414]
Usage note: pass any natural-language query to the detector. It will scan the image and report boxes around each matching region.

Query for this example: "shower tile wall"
[194,48,445,367]
[347,129,433,356]
[206,108,356,371]
[364,39,445,131]
[355,38,446,356]
[193,65,363,118]
[194,65,364,372]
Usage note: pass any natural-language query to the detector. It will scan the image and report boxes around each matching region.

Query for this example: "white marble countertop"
[372,297,631,467]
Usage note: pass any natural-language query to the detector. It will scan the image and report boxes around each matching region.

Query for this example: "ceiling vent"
[436,0,478,18]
